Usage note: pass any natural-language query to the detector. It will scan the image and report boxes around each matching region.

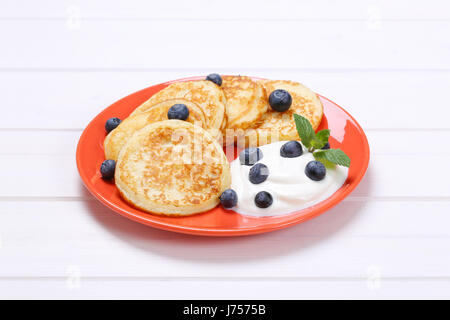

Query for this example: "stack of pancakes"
[105,75,323,216]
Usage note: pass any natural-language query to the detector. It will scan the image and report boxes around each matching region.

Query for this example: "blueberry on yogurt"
[249,163,269,184]
[321,142,330,150]
[305,160,326,181]
[280,141,303,158]
[100,159,116,180]
[239,147,263,166]
[105,117,121,133]
[254,191,273,208]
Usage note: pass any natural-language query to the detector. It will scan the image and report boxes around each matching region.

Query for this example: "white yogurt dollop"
[230,141,348,216]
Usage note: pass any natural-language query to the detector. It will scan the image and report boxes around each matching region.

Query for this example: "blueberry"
[206,73,222,86]
[305,161,326,181]
[219,189,238,209]
[167,104,189,120]
[269,89,292,112]
[249,163,269,184]
[100,159,116,179]
[280,141,303,158]
[239,147,263,166]
[322,142,330,150]
[254,191,273,208]
[105,117,121,133]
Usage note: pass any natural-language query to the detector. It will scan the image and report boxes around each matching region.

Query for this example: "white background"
[0,0,449,299]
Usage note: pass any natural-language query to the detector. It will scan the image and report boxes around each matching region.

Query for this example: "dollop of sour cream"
[230,141,348,216]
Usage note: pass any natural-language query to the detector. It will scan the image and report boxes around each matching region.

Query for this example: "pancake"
[237,80,323,148]
[115,120,231,216]
[222,76,267,130]
[130,80,226,140]
[104,99,207,161]
[221,76,267,145]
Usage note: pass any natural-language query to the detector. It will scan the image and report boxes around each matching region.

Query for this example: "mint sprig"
[293,114,351,167]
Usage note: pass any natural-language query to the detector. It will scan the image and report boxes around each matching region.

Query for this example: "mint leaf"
[293,114,315,148]
[310,138,324,149]
[316,129,330,144]
[293,114,352,167]
[314,156,336,169]
[310,129,330,149]
[313,149,351,167]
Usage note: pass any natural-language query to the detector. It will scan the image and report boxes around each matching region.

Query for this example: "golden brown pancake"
[222,76,267,130]
[115,120,231,216]
[130,80,226,141]
[237,80,323,148]
[104,99,206,161]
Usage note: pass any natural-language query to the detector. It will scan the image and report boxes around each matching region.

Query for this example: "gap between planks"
[2,276,450,282]
[0,196,450,202]
[1,67,450,73]
[1,128,450,132]
[1,17,450,22]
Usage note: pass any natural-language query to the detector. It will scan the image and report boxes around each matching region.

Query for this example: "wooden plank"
[0,130,449,157]
[1,71,450,130]
[0,130,81,155]
[1,0,449,20]
[1,0,448,300]
[0,152,447,198]
[0,200,450,278]
[0,20,448,70]
[1,278,449,299]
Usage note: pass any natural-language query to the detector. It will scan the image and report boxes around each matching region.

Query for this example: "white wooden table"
[1,0,449,299]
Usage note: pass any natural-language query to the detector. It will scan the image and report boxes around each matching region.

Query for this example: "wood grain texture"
[1,200,450,279]
[0,20,448,70]
[1,153,448,198]
[1,71,450,130]
[2,279,450,300]
[0,0,449,299]
[3,130,449,156]
[1,0,450,20]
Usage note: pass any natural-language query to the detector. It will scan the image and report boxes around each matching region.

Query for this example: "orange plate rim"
[76,76,370,237]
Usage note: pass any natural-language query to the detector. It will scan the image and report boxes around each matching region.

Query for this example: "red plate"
[76,76,370,236]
